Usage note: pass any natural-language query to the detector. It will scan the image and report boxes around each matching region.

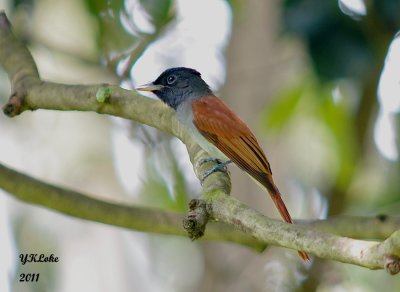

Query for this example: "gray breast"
[175,101,228,160]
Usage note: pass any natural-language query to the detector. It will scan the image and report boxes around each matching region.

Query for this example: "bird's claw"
[199,159,232,183]
[197,157,222,167]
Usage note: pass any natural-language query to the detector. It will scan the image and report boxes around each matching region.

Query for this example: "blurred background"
[0,0,399,291]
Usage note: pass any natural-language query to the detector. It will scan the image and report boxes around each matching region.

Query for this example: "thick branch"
[305,215,400,240]
[1,160,399,256]
[0,162,263,250]
[200,189,400,272]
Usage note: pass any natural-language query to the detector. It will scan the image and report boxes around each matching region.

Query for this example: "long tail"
[268,182,310,261]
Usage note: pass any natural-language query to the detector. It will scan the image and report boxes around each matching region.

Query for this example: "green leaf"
[261,82,305,132]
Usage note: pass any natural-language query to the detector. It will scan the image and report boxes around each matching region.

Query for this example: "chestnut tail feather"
[269,187,310,261]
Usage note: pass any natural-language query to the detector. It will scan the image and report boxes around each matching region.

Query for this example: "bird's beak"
[136,83,164,92]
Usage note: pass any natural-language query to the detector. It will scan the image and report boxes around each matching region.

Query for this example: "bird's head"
[137,67,212,110]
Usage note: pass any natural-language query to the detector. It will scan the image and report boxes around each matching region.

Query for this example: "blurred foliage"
[262,82,303,131]
[140,142,188,212]
[282,0,400,81]
[11,0,33,10]
[272,4,400,288]
[84,0,175,72]
[262,78,357,191]
[85,0,135,58]
[138,0,175,28]
[272,0,400,217]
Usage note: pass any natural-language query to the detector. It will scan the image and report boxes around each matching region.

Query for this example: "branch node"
[3,93,24,117]
[376,214,388,222]
[96,85,113,103]
[384,255,400,275]
[183,199,210,240]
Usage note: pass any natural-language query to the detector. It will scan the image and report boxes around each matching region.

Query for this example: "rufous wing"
[192,95,310,261]
[192,96,277,192]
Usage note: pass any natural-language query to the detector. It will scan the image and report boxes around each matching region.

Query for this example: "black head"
[137,67,213,110]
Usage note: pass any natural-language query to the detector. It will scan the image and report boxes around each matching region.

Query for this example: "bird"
[137,67,309,261]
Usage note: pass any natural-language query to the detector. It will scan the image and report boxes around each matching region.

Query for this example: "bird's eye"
[166,75,177,85]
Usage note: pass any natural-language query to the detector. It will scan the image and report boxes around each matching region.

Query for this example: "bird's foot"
[198,158,232,182]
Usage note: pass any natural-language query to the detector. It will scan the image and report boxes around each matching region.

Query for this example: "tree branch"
[0,162,264,251]
[2,160,399,273]
[198,190,399,272]
[1,12,399,274]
